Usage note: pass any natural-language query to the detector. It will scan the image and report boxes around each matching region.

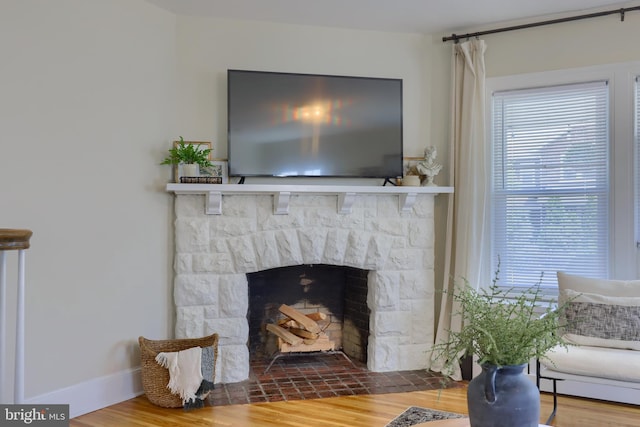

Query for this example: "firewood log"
[288,327,319,340]
[266,323,303,346]
[278,304,321,334]
[305,312,327,321]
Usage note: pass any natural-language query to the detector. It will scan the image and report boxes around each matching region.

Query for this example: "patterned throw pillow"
[561,288,640,350]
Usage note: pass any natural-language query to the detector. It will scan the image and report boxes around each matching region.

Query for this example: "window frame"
[485,61,640,293]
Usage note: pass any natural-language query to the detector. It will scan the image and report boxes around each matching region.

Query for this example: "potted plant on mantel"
[433,268,568,427]
[161,136,213,181]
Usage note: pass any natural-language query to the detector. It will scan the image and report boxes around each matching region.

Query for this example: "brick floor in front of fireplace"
[207,353,461,406]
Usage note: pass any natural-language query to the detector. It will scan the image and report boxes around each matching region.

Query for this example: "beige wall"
[1,0,639,415]
[1,0,176,406]
[173,16,431,158]
[482,11,640,77]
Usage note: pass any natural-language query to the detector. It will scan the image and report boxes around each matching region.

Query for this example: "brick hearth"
[207,354,459,405]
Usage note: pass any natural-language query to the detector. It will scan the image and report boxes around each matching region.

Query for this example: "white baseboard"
[25,368,143,419]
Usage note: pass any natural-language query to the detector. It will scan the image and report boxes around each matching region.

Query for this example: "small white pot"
[182,163,199,177]
[402,175,421,186]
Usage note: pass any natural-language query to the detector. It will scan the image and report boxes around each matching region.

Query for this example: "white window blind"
[492,81,609,289]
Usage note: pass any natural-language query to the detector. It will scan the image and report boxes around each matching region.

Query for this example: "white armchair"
[536,272,640,424]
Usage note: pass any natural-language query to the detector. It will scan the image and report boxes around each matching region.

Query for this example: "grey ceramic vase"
[467,363,540,427]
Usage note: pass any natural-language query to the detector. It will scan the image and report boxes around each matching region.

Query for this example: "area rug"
[385,406,465,427]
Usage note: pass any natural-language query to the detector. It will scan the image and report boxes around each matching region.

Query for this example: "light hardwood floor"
[70,387,640,427]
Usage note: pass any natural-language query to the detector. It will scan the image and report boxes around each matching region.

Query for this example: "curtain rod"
[442,5,640,43]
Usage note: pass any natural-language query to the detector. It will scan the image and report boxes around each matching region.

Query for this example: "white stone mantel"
[166,183,453,215]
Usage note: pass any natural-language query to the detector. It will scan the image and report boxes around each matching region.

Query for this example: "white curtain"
[430,39,488,380]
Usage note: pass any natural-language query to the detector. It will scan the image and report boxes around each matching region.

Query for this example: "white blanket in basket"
[155,346,202,404]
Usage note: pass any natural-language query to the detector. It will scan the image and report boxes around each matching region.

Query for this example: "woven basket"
[138,333,219,408]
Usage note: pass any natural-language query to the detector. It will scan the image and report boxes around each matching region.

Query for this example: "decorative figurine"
[416,146,442,186]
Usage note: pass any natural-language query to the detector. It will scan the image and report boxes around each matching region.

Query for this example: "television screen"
[227,70,403,178]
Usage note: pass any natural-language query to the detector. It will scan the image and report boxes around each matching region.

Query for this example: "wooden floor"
[70,386,640,427]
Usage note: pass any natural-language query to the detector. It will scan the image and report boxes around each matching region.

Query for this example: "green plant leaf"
[160,138,213,167]
[432,266,570,373]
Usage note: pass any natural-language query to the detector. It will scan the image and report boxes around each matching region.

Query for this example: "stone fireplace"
[170,187,445,383]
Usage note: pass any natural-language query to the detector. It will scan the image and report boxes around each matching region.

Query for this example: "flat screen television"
[227,69,403,179]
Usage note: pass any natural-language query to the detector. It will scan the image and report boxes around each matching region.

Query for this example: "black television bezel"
[226,69,404,179]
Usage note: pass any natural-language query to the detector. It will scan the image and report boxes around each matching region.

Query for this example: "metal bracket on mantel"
[205,192,222,215]
[338,192,357,214]
[273,192,291,215]
[399,192,419,213]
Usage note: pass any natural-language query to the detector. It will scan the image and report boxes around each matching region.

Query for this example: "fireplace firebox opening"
[247,264,370,364]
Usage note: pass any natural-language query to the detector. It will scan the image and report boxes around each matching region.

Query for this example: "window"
[492,81,610,289]
[489,63,640,288]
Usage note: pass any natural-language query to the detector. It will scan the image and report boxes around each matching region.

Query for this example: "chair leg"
[537,359,558,425]
[546,378,558,425]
